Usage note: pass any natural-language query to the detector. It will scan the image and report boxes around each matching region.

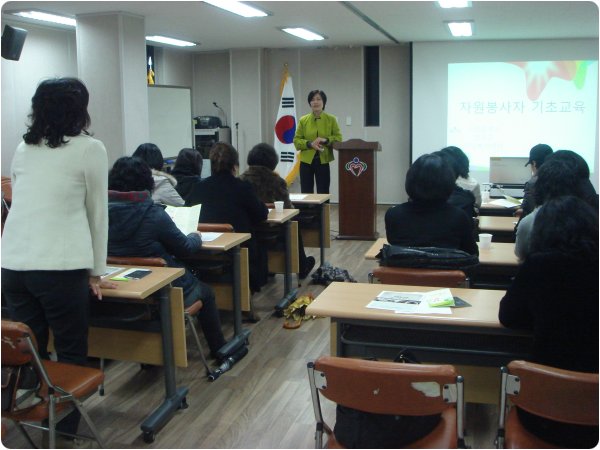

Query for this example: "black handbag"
[1,364,39,412]
[376,244,479,272]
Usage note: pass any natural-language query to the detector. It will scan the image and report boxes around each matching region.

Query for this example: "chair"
[1,320,105,449]
[496,360,599,449]
[307,356,465,449]
[368,266,469,288]
[105,256,212,376]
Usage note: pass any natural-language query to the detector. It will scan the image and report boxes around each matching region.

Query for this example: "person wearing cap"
[518,143,553,219]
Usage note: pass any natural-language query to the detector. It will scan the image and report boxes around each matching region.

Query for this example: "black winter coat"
[107,190,202,298]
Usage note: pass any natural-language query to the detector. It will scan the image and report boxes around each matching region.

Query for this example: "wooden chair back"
[497,360,599,448]
[106,256,167,267]
[197,223,234,233]
[370,266,467,288]
[308,356,464,448]
[502,360,598,425]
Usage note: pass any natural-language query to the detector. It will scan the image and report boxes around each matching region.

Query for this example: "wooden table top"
[101,266,184,300]
[478,215,517,233]
[289,193,331,204]
[306,281,507,330]
[266,208,299,223]
[365,238,518,266]
[200,232,251,251]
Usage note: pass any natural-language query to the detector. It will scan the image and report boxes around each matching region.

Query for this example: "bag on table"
[377,244,479,272]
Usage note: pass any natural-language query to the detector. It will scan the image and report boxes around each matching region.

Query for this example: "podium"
[333,139,381,240]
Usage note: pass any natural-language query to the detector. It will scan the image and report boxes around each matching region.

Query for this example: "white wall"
[1,20,77,174]
[192,52,231,125]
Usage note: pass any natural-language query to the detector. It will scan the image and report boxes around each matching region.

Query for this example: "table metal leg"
[284,221,292,295]
[140,286,188,442]
[232,245,242,335]
[318,204,326,267]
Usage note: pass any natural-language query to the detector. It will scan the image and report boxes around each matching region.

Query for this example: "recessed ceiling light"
[446,21,473,37]
[12,11,76,27]
[146,36,197,47]
[281,28,325,41]
[203,1,268,18]
[437,0,471,8]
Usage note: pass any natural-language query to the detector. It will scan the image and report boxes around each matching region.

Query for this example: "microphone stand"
[235,122,239,149]
[212,101,228,127]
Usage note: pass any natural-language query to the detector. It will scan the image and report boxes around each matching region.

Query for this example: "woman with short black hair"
[171,147,203,202]
[385,153,478,255]
[293,89,342,194]
[133,142,184,206]
[107,156,228,356]
[187,142,269,292]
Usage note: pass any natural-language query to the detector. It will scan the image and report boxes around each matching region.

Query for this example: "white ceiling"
[2,1,599,52]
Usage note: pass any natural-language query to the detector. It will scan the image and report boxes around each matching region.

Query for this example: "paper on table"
[200,232,222,242]
[289,194,308,201]
[165,204,201,235]
[366,291,451,314]
[101,266,124,278]
[489,198,521,208]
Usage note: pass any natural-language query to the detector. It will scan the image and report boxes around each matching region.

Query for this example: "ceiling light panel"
[12,11,76,27]
[437,0,471,8]
[203,1,268,18]
[146,36,197,47]
[447,21,473,37]
[281,28,325,41]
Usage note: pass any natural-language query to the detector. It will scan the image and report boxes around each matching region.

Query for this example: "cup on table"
[478,233,493,249]
[481,191,491,203]
[274,201,284,212]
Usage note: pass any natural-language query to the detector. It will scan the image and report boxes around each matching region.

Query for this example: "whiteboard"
[148,85,193,158]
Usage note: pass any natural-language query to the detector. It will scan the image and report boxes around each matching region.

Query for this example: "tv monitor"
[489,157,532,187]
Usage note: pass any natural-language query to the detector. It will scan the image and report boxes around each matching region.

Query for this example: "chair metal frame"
[307,355,465,449]
[496,360,599,449]
[1,320,105,449]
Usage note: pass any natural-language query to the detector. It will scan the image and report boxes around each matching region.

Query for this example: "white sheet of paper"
[366,290,452,314]
[200,232,222,242]
[164,204,201,235]
[489,198,521,208]
[101,266,124,278]
[289,194,308,201]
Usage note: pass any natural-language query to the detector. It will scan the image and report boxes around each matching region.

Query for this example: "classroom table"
[99,265,187,443]
[306,282,533,403]
[188,232,251,334]
[365,238,519,289]
[478,215,517,242]
[479,199,519,217]
[265,208,299,296]
[289,193,331,267]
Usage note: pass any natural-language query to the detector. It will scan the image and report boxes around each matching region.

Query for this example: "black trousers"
[2,268,90,435]
[300,156,330,194]
[184,280,226,354]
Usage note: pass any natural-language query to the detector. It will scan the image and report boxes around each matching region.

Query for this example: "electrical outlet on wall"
[345,116,352,126]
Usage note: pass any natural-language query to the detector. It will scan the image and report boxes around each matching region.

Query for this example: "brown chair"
[105,256,212,375]
[368,266,469,288]
[1,320,105,449]
[496,360,599,449]
[197,223,234,233]
[307,356,465,449]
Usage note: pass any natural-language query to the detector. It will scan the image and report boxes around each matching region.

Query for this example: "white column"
[75,12,149,164]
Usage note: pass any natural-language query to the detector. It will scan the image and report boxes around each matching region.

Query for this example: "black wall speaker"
[2,25,28,61]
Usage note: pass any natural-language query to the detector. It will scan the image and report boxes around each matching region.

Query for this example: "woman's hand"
[89,276,118,300]
[311,137,327,151]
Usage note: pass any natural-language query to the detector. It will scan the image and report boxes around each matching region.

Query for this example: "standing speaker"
[2,25,28,61]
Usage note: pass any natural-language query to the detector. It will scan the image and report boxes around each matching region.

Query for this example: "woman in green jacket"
[293,90,342,193]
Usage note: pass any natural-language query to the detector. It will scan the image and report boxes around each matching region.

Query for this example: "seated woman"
[436,148,477,218]
[171,147,203,203]
[107,156,227,357]
[239,143,316,279]
[499,195,598,448]
[441,145,481,208]
[385,153,478,255]
[186,142,269,292]
[132,142,185,206]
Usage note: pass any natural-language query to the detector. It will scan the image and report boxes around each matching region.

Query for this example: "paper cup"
[479,233,493,249]
[274,201,284,212]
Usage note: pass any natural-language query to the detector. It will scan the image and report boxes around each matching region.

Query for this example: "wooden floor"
[2,205,499,449]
